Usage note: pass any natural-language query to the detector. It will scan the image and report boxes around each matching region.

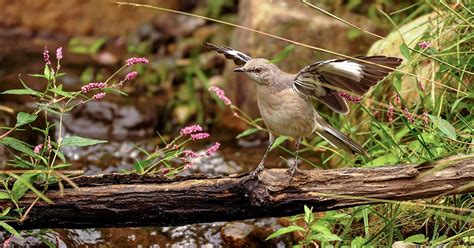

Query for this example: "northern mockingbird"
[204,42,402,177]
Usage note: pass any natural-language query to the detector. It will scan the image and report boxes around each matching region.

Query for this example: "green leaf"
[325,212,351,220]
[404,234,427,243]
[9,173,52,204]
[134,159,148,174]
[271,136,288,150]
[62,136,107,147]
[15,112,37,128]
[0,192,10,200]
[44,64,51,80]
[266,225,305,240]
[52,163,71,169]
[367,152,398,166]
[12,155,39,169]
[351,236,367,248]
[314,232,342,242]
[0,221,23,238]
[0,207,10,218]
[304,205,314,224]
[51,149,66,162]
[428,115,456,140]
[432,235,447,244]
[1,88,41,97]
[0,137,39,159]
[11,172,38,202]
[49,84,75,98]
[270,44,295,64]
[28,73,47,78]
[399,43,411,60]
[103,87,127,96]
[236,128,259,139]
[311,224,332,235]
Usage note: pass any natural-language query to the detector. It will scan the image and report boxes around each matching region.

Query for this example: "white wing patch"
[226,50,252,61]
[319,61,363,82]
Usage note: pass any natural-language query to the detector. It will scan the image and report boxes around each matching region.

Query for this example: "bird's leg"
[250,133,275,178]
[288,137,302,178]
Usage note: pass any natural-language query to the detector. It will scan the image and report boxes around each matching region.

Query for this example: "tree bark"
[3,155,473,229]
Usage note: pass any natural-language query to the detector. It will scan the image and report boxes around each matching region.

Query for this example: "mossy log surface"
[4,156,473,229]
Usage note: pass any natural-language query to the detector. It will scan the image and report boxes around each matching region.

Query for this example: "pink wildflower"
[403,107,415,124]
[34,144,43,154]
[125,71,138,81]
[160,168,170,174]
[126,57,149,66]
[418,41,431,49]
[92,92,106,100]
[394,95,401,106]
[43,46,51,65]
[417,80,425,91]
[56,47,63,60]
[81,82,107,93]
[182,150,200,158]
[190,132,210,140]
[338,92,361,103]
[184,163,193,170]
[206,142,220,155]
[387,104,394,122]
[209,86,232,106]
[180,125,203,136]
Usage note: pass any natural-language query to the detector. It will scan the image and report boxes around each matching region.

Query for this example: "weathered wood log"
[3,155,473,229]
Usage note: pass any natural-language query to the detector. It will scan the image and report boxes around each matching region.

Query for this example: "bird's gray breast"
[256,87,318,137]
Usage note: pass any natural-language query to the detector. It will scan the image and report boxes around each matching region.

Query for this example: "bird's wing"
[293,56,402,114]
[202,42,252,66]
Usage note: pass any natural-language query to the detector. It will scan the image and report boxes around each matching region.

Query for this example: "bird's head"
[233,59,279,85]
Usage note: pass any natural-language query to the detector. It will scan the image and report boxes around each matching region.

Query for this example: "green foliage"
[0,45,144,239]
[404,234,427,243]
[267,206,345,246]
[15,112,38,128]
[61,136,107,147]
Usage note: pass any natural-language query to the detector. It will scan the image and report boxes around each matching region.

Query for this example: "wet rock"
[62,100,158,141]
[221,221,285,248]
[224,0,381,118]
[180,153,243,176]
[221,222,257,248]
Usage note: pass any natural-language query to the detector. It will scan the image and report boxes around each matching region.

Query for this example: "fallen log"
[3,155,473,229]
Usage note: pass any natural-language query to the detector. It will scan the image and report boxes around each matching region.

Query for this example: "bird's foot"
[287,162,301,180]
[249,163,265,179]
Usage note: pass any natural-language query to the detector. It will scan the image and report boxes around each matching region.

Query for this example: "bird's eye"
[255,67,263,73]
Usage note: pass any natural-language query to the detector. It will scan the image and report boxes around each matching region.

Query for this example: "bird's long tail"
[315,125,368,157]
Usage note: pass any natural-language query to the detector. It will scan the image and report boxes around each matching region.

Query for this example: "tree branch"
[4,155,473,229]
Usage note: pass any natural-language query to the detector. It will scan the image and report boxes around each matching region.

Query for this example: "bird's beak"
[233,67,245,72]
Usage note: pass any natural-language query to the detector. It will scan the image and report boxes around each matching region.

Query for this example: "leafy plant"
[267,206,346,247]
[0,47,147,239]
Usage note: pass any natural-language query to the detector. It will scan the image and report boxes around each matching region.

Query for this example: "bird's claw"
[249,163,265,179]
[287,162,300,180]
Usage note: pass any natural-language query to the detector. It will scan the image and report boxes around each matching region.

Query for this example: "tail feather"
[316,125,368,157]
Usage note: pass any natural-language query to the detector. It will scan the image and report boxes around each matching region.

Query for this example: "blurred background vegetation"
[0,0,472,247]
